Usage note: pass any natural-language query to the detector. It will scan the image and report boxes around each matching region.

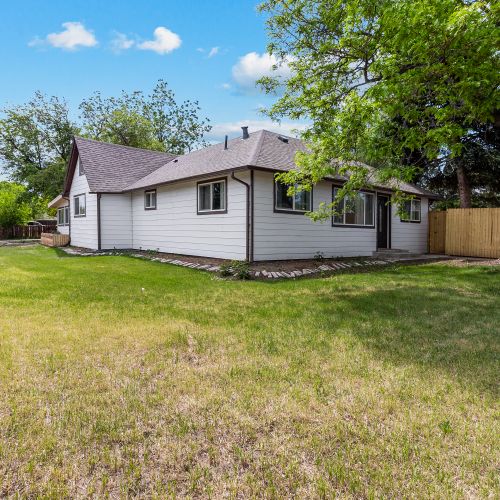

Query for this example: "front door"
[377,195,390,249]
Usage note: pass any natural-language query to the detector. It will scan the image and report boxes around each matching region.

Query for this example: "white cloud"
[206,120,308,142]
[232,52,292,93]
[110,32,134,53]
[221,83,231,90]
[138,26,181,55]
[208,46,219,58]
[29,22,97,50]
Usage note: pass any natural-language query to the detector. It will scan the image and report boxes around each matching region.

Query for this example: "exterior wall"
[253,170,377,260]
[391,197,429,253]
[130,174,248,259]
[69,159,98,249]
[100,193,133,249]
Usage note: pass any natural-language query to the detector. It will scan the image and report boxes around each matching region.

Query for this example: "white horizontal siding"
[253,170,377,260]
[58,225,69,235]
[100,194,133,249]
[69,159,98,249]
[131,175,247,260]
[391,197,429,253]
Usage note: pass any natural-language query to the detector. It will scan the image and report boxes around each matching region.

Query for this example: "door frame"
[376,193,391,250]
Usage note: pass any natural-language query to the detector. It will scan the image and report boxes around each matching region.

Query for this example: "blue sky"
[0,0,304,143]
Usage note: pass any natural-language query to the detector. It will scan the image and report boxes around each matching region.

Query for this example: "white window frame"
[78,160,84,176]
[144,189,157,210]
[74,194,86,217]
[57,206,69,226]
[333,187,375,227]
[197,179,226,214]
[400,198,421,223]
[274,181,312,213]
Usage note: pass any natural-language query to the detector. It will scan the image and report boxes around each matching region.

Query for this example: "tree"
[0,182,32,227]
[258,0,499,212]
[79,80,211,154]
[0,92,79,200]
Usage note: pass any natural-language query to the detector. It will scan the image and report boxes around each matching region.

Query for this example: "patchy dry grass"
[0,245,498,498]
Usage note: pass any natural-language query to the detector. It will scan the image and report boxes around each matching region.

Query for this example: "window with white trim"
[198,180,226,213]
[400,198,421,222]
[57,206,69,226]
[74,194,86,217]
[275,182,312,212]
[144,189,157,210]
[78,160,83,176]
[333,187,374,226]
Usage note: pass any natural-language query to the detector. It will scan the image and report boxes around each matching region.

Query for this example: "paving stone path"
[59,247,399,279]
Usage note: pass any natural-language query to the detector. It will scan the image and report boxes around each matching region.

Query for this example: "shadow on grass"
[308,265,500,396]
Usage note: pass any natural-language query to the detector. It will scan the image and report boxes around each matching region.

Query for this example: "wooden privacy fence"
[429,208,500,258]
[0,224,57,240]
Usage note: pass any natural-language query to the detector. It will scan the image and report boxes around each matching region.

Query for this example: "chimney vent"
[241,126,249,139]
[278,136,289,143]
[224,135,228,150]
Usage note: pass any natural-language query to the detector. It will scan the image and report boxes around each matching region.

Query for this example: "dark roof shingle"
[74,137,176,193]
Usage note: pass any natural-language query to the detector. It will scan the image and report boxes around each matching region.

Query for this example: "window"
[197,179,226,213]
[78,160,83,176]
[400,198,421,222]
[57,206,69,226]
[74,194,86,217]
[144,189,157,210]
[275,182,312,213]
[333,187,374,227]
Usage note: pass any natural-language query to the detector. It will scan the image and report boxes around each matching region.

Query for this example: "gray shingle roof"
[70,131,438,198]
[74,137,176,193]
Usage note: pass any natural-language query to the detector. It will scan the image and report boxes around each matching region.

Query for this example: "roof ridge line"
[74,136,176,156]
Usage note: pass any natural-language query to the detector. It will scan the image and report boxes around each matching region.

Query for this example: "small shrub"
[218,262,233,277]
[218,260,251,280]
[314,252,324,261]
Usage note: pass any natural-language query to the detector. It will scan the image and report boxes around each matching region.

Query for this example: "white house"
[48,128,437,261]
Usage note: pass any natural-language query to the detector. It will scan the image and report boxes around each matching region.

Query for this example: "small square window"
[144,190,157,210]
[197,180,226,213]
[400,198,421,222]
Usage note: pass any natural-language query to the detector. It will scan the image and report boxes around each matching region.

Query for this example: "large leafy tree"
[259,0,499,211]
[0,182,32,227]
[0,92,78,200]
[79,80,211,154]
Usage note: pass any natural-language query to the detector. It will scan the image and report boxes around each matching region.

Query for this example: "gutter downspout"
[231,170,253,262]
[97,193,102,250]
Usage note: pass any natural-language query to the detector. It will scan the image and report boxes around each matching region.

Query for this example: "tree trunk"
[456,164,472,208]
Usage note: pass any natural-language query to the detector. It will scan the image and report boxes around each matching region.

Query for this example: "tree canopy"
[0,80,212,202]
[259,0,499,211]
[79,80,211,154]
[0,182,33,227]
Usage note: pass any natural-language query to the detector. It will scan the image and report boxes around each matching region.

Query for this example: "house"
[48,127,438,261]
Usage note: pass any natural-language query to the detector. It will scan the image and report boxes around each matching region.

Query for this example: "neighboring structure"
[48,128,438,261]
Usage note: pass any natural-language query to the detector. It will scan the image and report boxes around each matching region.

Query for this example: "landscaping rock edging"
[58,246,399,280]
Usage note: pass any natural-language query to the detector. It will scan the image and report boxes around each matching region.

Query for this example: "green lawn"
[0,245,498,498]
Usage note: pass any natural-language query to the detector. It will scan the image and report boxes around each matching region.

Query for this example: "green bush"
[218,260,251,280]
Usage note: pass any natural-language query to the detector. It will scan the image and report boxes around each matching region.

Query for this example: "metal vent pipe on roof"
[241,126,249,139]
[224,135,228,149]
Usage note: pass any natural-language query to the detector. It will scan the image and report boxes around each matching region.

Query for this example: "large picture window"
[197,179,226,213]
[57,206,69,226]
[144,189,157,210]
[275,182,312,213]
[74,194,86,217]
[333,187,374,227]
[400,198,421,222]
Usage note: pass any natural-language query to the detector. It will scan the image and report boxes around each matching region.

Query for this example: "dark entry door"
[377,195,390,249]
